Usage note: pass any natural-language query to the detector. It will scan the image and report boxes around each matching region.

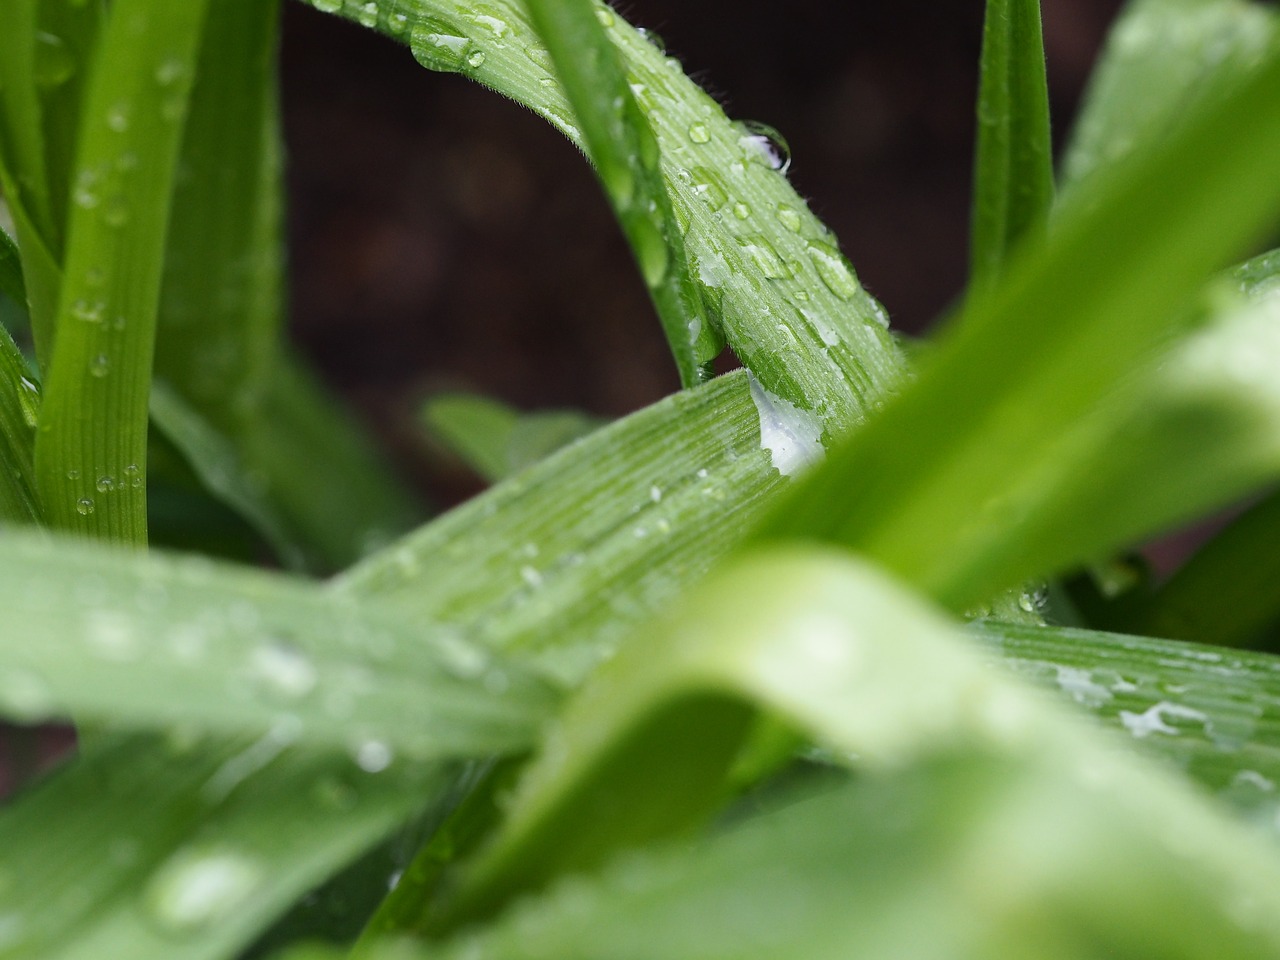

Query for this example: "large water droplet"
[95,475,116,493]
[145,848,264,934]
[410,18,477,74]
[75,497,95,516]
[34,32,76,87]
[736,120,791,173]
[687,122,710,144]
[247,641,318,699]
[740,235,791,280]
[775,205,802,233]
[806,240,860,301]
[17,377,40,429]
[354,739,394,773]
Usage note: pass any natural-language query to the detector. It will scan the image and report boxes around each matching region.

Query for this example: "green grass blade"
[0,323,41,523]
[1113,488,1280,648]
[339,369,786,684]
[423,393,604,483]
[522,0,719,386]
[980,620,1280,809]
[1061,0,1279,197]
[386,547,1280,947]
[969,0,1054,290]
[303,0,907,433]
[0,734,451,960]
[761,45,1280,611]
[0,529,557,755]
[33,0,212,545]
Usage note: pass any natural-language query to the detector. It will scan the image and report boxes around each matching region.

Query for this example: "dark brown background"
[280,0,1125,503]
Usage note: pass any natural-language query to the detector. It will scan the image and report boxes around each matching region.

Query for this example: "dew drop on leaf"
[144,847,265,934]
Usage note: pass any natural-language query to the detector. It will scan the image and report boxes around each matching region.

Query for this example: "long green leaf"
[523,0,719,386]
[763,44,1280,611]
[0,734,451,960]
[33,0,211,544]
[0,227,27,313]
[303,0,907,433]
[0,530,557,756]
[376,547,1280,950]
[1061,0,1279,197]
[339,369,786,684]
[969,0,1054,290]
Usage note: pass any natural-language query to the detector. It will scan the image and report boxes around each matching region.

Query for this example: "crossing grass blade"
[523,0,720,387]
[361,547,1280,952]
[0,321,40,524]
[0,227,27,316]
[969,0,1054,291]
[33,0,212,546]
[761,45,1280,611]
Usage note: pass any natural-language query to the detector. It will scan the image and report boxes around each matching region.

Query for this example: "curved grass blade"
[1061,0,1279,197]
[338,369,786,685]
[386,547,1280,948]
[0,734,452,960]
[302,0,907,433]
[523,0,718,386]
[313,756,1280,960]
[969,0,1053,291]
[422,393,604,484]
[0,323,41,524]
[761,45,1280,611]
[0,529,557,756]
[33,0,212,545]
[0,227,27,317]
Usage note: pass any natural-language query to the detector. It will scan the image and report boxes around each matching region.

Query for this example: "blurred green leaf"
[423,393,604,483]
[1061,0,1279,197]
[0,529,557,756]
[0,734,452,960]
[970,0,1054,290]
[764,45,1280,610]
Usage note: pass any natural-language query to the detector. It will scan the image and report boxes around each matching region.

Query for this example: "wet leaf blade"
[0,530,558,757]
[0,225,28,312]
[305,0,908,433]
[0,322,41,523]
[762,46,1280,610]
[33,0,212,545]
[969,0,1054,290]
[340,369,785,684]
[0,734,451,960]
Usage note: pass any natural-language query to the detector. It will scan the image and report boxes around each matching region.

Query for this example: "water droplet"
[103,197,129,227]
[466,49,486,68]
[95,475,116,493]
[89,354,111,377]
[595,8,615,27]
[17,377,40,428]
[247,641,318,699]
[806,240,860,301]
[410,18,477,74]
[526,45,553,69]
[85,610,139,661]
[649,485,662,503]
[357,1,378,27]
[154,58,187,87]
[75,497,95,516]
[124,463,143,488]
[732,201,751,220]
[145,848,264,933]
[34,31,76,87]
[747,373,825,477]
[632,218,669,287]
[687,122,710,144]
[739,235,791,280]
[73,169,101,209]
[66,469,81,481]
[520,565,543,588]
[736,120,791,173]
[312,0,341,11]
[106,102,131,132]
[0,668,56,721]
[468,10,510,38]
[70,298,104,323]
[688,166,727,210]
[775,205,802,233]
[354,739,393,772]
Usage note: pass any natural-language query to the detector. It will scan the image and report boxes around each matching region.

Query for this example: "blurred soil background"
[281,0,1124,508]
